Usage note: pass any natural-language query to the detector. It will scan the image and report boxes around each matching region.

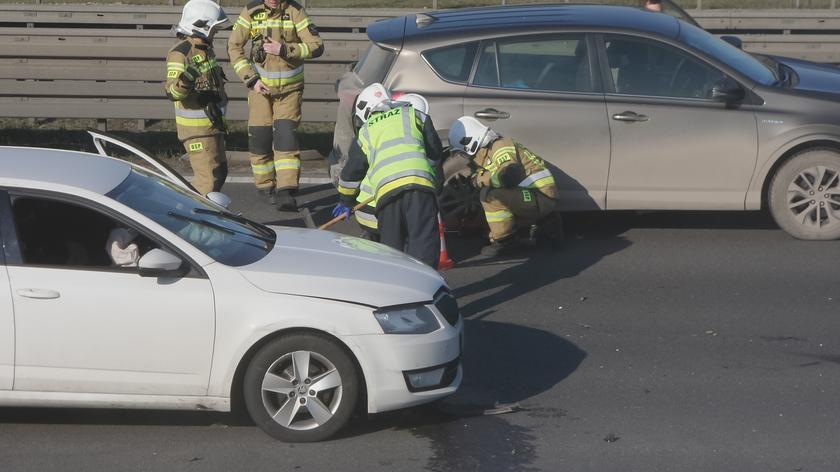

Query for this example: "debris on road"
[603,433,621,443]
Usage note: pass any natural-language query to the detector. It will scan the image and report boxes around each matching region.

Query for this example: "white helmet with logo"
[395,93,429,115]
[174,0,229,41]
[449,116,497,156]
[354,83,391,123]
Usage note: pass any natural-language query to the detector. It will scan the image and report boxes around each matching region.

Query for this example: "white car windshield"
[107,169,275,266]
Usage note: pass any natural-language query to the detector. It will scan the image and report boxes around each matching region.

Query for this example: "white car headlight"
[374,305,440,334]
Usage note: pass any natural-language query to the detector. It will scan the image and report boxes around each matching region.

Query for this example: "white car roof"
[0,146,132,195]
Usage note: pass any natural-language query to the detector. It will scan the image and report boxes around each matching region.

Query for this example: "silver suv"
[332,4,840,240]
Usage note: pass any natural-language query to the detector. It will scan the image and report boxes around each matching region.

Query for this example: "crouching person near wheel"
[165,0,230,196]
[449,116,563,257]
[333,84,444,268]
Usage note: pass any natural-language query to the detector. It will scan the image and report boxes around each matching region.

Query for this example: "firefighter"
[353,93,431,242]
[644,0,663,12]
[165,0,230,196]
[227,0,324,211]
[448,116,564,257]
[334,84,443,268]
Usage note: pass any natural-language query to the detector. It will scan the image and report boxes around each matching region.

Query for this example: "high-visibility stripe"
[296,17,312,31]
[299,42,310,59]
[485,209,514,223]
[274,159,300,170]
[338,186,357,196]
[175,115,213,127]
[518,169,554,188]
[251,163,274,175]
[377,176,435,201]
[255,64,304,87]
[167,62,186,72]
[233,59,251,73]
[251,20,295,29]
[338,179,361,190]
[237,16,251,29]
[168,85,188,100]
[493,146,516,158]
[355,211,378,229]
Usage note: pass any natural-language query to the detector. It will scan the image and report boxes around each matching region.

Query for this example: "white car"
[0,138,463,442]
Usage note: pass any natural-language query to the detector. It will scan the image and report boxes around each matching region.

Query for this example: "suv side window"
[10,196,158,270]
[604,35,726,99]
[473,35,592,93]
[424,42,478,83]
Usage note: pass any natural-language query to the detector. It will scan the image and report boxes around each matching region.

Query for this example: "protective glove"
[332,203,353,220]
[181,65,201,86]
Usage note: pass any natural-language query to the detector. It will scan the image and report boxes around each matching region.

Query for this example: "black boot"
[534,212,565,249]
[480,235,521,257]
[257,187,277,205]
[275,189,298,212]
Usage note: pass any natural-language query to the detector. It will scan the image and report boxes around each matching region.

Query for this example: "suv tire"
[769,148,840,240]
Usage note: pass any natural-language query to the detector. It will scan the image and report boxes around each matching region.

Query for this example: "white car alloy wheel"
[244,334,359,442]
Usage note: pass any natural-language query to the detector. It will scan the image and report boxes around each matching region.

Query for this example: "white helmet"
[354,83,391,123]
[394,93,429,115]
[449,116,496,156]
[174,0,229,41]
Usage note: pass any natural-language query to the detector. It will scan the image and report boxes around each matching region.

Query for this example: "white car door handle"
[17,288,61,300]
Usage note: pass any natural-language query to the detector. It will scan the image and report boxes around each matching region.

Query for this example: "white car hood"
[237,227,446,307]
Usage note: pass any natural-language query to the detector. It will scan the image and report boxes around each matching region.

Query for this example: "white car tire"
[769,148,840,240]
[243,333,360,442]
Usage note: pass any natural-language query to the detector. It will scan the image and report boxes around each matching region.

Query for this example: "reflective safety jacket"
[227,0,324,94]
[473,137,557,198]
[165,38,227,141]
[338,104,443,211]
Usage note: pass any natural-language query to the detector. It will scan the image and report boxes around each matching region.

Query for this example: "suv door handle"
[17,288,60,300]
[474,109,510,120]
[612,111,649,122]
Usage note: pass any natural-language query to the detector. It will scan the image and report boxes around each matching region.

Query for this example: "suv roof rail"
[416,13,437,28]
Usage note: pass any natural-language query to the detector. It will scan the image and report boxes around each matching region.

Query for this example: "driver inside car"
[106,227,141,267]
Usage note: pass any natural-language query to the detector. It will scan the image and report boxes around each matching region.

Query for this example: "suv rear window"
[423,42,478,83]
[354,44,397,85]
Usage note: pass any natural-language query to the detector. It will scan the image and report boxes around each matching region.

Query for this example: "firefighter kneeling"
[449,116,564,257]
[334,84,444,268]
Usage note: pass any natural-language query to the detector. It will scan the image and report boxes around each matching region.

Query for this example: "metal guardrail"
[3,5,840,124]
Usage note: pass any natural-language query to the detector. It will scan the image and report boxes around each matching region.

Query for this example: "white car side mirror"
[138,249,185,277]
[207,192,232,209]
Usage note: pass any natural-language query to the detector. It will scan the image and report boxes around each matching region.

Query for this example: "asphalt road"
[2,183,839,472]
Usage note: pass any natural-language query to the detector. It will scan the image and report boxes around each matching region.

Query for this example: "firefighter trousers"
[247,89,303,191]
[183,134,228,196]
[378,190,440,269]
[482,187,558,241]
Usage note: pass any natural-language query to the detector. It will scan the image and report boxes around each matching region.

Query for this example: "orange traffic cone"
[437,214,455,271]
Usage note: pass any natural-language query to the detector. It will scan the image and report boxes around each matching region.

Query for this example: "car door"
[1,190,215,396]
[463,34,611,210]
[0,193,14,390]
[599,34,759,210]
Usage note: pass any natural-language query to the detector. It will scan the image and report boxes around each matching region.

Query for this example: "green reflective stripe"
[169,85,188,100]
[167,62,186,72]
[519,169,554,188]
[233,59,251,73]
[338,185,357,196]
[485,209,514,223]
[493,146,515,158]
[490,171,503,188]
[251,20,295,29]
[274,159,300,170]
[299,42,310,58]
[369,151,427,178]
[175,115,212,127]
[237,16,251,28]
[533,177,556,189]
[255,64,304,87]
[338,178,361,190]
[295,17,312,31]
[251,163,274,175]
[195,59,219,74]
[355,211,378,229]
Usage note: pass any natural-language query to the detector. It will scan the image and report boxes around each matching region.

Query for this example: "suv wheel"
[769,148,840,240]
[243,333,359,442]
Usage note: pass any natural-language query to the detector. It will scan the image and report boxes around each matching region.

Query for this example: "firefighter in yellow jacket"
[228,0,324,211]
[165,0,229,196]
[449,116,564,257]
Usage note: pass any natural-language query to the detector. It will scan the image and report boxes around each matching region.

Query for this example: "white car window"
[11,196,157,270]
